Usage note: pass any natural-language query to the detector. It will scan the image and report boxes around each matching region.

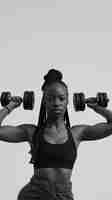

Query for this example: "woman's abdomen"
[34,167,72,183]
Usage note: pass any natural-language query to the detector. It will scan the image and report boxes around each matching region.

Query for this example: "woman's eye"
[46,96,65,102]
[60,97,65,101]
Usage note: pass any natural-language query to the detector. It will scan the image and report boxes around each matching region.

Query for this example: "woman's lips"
[52,109,62,112]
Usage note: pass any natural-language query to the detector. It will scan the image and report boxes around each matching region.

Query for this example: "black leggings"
[17,175,74,200]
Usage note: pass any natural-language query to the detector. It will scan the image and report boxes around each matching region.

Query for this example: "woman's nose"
[53,98,60,106]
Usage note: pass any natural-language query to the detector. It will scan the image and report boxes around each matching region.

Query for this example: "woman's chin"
[48,111,64,118]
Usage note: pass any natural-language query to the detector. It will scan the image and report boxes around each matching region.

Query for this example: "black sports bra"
[30,126,77,169]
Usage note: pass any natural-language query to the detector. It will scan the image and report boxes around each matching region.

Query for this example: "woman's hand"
[6,96,22,111]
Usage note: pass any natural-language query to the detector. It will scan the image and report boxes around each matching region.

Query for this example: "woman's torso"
[28,125,81,183]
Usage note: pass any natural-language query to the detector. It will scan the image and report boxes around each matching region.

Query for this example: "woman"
[0,69,112,200]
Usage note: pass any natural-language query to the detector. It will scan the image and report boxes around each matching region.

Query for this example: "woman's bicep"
[0,124,29,143]
[81,122,112,141]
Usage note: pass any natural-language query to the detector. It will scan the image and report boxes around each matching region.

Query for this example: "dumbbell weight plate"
[23,91,35,110]
[79,93,85,111]
[1,92,11,106]
[73,93,85,111]
[80,93,86,111]
[73,93,79,111]
[97,92,108,107]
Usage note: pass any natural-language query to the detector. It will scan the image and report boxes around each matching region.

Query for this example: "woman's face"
[44,82,68,118]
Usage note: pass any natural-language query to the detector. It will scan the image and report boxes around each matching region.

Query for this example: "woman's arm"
[0,124,36,143]
[72,103,112,142]
[0,96,22,125]
[0,98,36,143]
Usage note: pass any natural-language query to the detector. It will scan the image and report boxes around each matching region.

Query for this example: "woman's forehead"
[44,83,68,95]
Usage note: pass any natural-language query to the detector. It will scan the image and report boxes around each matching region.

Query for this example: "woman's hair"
[29,69,71,164]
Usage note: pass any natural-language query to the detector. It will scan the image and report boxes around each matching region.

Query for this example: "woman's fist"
[7,96,22,110]
[11,96,22,107]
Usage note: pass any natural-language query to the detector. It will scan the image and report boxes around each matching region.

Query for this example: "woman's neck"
[46,116,65,129]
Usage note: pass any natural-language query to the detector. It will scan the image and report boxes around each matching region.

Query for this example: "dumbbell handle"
[85,97,109,104]
[85,97,97,104]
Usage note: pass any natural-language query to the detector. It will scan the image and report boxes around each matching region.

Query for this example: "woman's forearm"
[93,105,112,122]
[0,102,16,125]
[0,108,10,125]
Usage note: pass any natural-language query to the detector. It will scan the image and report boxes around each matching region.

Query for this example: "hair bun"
[44,69,63,83]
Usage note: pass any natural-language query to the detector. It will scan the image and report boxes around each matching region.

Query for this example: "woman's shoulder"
[70,124,88,142]
[20,123,37,144]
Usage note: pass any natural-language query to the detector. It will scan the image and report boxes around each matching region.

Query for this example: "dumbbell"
[0,91,35,110]
[73,92,109,111]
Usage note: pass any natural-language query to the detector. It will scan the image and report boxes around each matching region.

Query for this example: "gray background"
[0,0,112,199]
